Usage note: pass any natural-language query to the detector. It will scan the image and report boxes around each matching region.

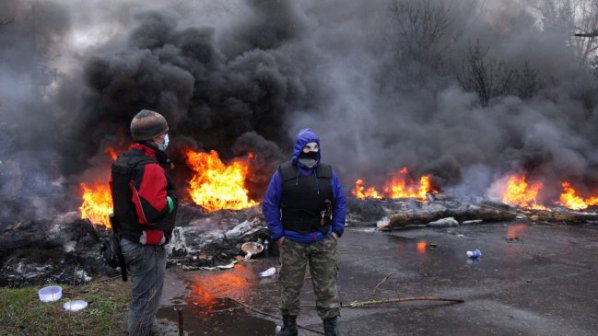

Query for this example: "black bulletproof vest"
[279,161,335,234]
[111,149,175,235]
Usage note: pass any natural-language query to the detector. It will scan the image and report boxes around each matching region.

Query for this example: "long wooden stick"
[372,272,393,295]
[345,296,464,308]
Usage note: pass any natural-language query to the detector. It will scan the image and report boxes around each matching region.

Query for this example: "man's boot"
[279,315,298,336]
[323,316,339,336]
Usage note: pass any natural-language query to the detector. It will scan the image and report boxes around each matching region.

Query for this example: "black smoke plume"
[2,0,598,223]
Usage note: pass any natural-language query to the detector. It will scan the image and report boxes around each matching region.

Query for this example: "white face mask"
[158,134,169,151]
[298,158,317,168]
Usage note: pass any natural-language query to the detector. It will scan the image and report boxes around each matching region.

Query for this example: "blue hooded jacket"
[262,128,347,244]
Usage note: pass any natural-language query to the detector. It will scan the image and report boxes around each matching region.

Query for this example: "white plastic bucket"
[38,286,62,302]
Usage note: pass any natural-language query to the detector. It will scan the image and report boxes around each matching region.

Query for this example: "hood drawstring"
[315,170,321,195]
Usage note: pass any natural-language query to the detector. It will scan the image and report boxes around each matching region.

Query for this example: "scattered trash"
[38,285,62,302]
[63,300,88,312]
[428,217,459,227]
[376,217,390,229]
[456,234,465,238]
[75,269,92,282]
[241,242,264,260]
[181,259,239,271]
[259,267,276,278]
[466,249,482,259]
[192,252,215,267]
[462,219,483,225]
[216,261,236,269]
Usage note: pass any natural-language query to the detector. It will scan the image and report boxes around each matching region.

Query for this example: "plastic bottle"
[466,249,482,259]
[263,240,270,257]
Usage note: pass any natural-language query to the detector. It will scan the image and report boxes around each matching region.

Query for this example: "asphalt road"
[158,222,598,336]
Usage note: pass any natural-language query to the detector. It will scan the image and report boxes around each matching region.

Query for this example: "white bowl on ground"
[241,242,264,255]
[241,242,264,259]
[38,285,62,302]
[64,300,88,312]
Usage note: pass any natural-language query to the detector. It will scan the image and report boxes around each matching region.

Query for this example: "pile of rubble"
[347,194,598,230]
[0,205,268,287]
[2,194,597,287]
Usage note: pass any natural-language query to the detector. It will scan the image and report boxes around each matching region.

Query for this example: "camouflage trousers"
[279,236,340,319]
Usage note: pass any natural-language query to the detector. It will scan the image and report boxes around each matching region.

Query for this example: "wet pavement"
[157,222,598,335]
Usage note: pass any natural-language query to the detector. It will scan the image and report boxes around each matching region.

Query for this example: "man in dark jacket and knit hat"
[110,109,178,336]
[263,128,347,336]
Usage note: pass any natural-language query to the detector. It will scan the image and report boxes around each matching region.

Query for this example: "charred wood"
[0,205,269,287]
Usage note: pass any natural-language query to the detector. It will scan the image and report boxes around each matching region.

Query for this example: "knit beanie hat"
[130,109,169,141]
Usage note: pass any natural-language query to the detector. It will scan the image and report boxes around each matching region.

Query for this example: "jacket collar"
[129,143,157,159]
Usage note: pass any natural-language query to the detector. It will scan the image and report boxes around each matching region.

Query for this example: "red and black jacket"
[110,143,177,245]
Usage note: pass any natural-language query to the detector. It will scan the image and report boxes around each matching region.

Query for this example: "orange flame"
[79,146,120,228]
[352,168,436,201]
[104,146,119,161]
[352,179,383,199]
[502,175,545,210]
[185,150,258,212]
[384,174,433,201]
[557,182,598,210]
[80,182,113,228]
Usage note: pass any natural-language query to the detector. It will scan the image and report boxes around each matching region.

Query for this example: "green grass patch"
[0,277,130,336]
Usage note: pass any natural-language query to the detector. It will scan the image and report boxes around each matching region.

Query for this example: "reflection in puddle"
[157,297,276,335]
[507,224,527,240]
[157,264,276,335]
[504,224,528,261]
[188,263,255,311]
[417,241,427,255]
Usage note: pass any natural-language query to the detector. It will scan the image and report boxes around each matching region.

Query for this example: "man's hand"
[331,232,339,240]
[277,237,286,247]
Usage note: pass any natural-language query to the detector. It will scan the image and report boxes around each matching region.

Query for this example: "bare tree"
[0,16,15,26]
[457,41,517,106]
[0,0,18,26]
[537,0,598,64]
[575,30,598,37]
[391,0,451,64]
[592,55,598,77]
[457,42,542,105]
[390,0,477,78]
[516,61,541,99]
[572,0,598,63]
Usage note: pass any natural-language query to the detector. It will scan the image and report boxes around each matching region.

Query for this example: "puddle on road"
[157,263,278,335]
[157,297,276,335]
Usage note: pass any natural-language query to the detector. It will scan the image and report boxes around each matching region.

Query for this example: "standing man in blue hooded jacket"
[263,128,346,336]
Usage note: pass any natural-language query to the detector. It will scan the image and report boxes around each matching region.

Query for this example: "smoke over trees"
[1,0,598,220]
